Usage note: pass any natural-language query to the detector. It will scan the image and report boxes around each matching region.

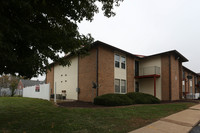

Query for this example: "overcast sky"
[33,0,200,80]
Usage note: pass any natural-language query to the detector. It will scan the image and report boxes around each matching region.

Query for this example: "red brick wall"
[179,62,183,99]
[46,66,54,94]
[161,55,170,100]
[183,69,196,94]
[126,55,135,93]
[161,54,182,101]
[98,46,114,96]
[78,45,135,102]
[170,54,180,100]
[78,48,97,102]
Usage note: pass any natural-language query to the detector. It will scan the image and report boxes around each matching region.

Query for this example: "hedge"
[126,92,160,104]
[94,93,133,106]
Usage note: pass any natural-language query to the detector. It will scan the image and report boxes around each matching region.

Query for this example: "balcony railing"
[139,66,160,76]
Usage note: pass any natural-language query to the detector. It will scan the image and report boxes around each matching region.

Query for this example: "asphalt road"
[190,122,200,133]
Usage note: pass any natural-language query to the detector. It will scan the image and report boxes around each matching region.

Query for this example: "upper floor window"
[121,57,126,69]
[115,54,120,68]
[115,54,126,69]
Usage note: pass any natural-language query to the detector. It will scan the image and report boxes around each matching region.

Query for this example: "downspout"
[96,46,99,96]
[169,54,172,101]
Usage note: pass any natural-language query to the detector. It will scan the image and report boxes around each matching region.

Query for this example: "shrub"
[126,92,160,104]
[94,93,133,106]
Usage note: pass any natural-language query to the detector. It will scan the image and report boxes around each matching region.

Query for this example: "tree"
[9,79,18,97]
[0,75,19,96]
[0,0,123,78]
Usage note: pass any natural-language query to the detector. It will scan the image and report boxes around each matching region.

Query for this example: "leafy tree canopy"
[0,0,123,78]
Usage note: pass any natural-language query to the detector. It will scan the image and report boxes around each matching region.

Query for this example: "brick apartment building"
[46,41,200,102]
[182,66,200,97]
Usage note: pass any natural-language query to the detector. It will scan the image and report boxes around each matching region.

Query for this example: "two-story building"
[46,41,199,102]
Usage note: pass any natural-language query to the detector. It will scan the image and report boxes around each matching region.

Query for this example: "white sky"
[33,0,200,80]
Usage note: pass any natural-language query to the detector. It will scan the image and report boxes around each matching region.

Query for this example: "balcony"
[135,66,160,97]
[135,66,160,79]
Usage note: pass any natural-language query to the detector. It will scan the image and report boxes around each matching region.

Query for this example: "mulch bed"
[56,99,199,108]
[57,101,105,108]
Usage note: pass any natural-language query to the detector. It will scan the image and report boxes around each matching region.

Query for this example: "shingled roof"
[20,79,44,88]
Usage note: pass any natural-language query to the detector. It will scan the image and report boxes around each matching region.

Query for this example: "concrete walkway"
[129,104,200,133]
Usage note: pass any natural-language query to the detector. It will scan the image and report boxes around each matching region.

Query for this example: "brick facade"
[161,54,182,101]
[126,55,135,93]
[46,66,54,94]
[161,55,170,100]
[45,41,199,102]
[170,54,180,100]
[78,47,97,102]
[98,45,115,96]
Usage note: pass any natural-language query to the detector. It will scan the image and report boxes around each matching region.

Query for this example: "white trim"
[114,78,127,94]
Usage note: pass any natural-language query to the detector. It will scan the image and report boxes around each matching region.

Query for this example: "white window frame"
[114,54,126,69]
[121,80,126,93]
[114,79,120,93]
[121,56,126,69]
[115,54,120,68]
[114,79,127,94]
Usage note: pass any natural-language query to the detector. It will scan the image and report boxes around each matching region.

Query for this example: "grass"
[0,97,196,133]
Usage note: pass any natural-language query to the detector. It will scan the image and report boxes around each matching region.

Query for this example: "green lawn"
[0,97,196,133]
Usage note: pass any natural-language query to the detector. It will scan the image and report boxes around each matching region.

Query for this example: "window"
[115,54,126,69]
[135,61,139,76]
[135,82,139,92]
[121,57,126,69]
[121,80,126,93]
[35,85,40,92]
[115,79,120,93]
[190,80,193,93]
[115,54,120,68]
[182,81,185,92]
[182,71,185,79]
[115,79,126,93]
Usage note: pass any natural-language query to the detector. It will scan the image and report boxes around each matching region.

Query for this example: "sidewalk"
[129,104,200,133]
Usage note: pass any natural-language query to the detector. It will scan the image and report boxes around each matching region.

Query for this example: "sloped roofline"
[182,66,199,76]
[92,40,138,58]
[142,50,188,62]
[49,40,189,66]
[93,41,188,62]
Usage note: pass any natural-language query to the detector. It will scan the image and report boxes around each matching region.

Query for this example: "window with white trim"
[121,56,126,69]
[115,54,120,68]
[115,79,120,93]
[114,54,126,69]
[115,79,126,93]
[121,80,126,93]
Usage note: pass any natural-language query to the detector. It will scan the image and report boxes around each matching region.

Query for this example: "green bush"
[126,92,160,104]
[94,93,133,106]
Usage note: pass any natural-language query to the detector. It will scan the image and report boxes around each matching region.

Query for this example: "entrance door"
[135,82,139,92]
[135,61,139,76]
